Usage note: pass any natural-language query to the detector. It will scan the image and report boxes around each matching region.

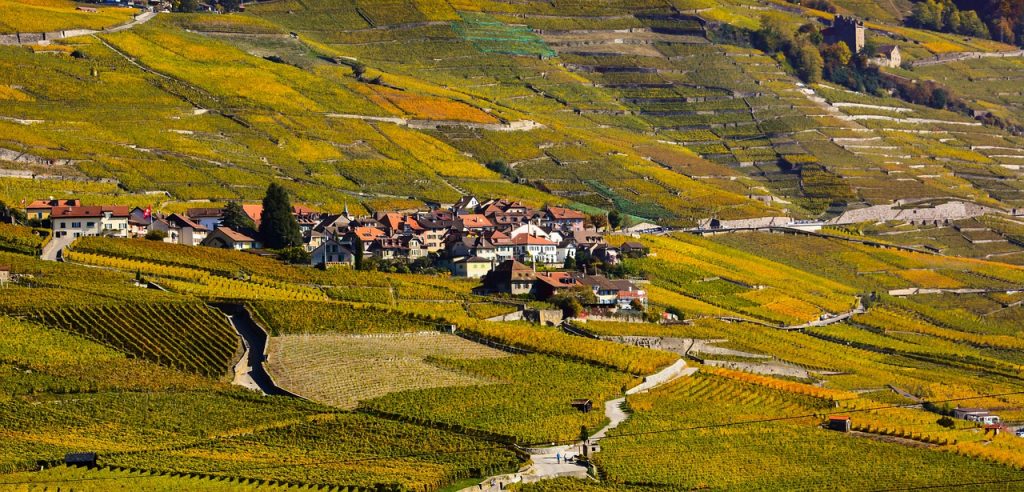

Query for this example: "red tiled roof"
[547,206,586,220]
[511,233,555,246]
[50,206,130,218]
[460,214,493,228]
[242,204,263,223]
[353,226,385,242]
[242,204,316,224]
[534,271,576,288]
[26,199,80,210]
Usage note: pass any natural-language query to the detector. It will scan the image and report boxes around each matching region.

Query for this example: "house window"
[86,222,95,227]
[71,222,81,228]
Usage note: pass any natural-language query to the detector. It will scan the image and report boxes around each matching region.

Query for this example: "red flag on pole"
[143,205,152,219]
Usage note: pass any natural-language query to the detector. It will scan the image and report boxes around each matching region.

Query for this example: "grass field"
[267,331,507,408]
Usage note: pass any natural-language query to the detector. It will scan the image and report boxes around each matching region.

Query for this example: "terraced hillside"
[5,0,1024,490]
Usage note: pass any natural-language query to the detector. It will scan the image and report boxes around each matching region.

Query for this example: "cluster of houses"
[476,259,647,310]
[25,196,649,307]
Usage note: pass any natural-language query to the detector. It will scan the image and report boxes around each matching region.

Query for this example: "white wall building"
[50,206,130,238]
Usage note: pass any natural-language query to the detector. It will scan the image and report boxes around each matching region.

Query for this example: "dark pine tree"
[221,201,255,231]
[258,183,302,249]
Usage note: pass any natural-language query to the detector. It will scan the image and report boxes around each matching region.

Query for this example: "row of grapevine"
[29,303,238,378]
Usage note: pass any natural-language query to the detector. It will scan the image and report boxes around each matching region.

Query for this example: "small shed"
[827,415,851,432]
[0,265,9,285]
[620,241,647,258]
[64,452,97,467]
[571,399,593,413]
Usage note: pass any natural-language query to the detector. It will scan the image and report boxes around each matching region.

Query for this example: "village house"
[127,207,151,237]
[313,213,352,237]
[447,235,497,262]
[576,274,647,308]
[478,259,537,295]
[311,238,354,268]
[485,230,515,262]
[303,229,326,252]
[507,223,560,242]
[348,226,386,251]
[620,241,647,258]
[458,214,495,233]
[511,233,558,265]
[544,207,587,232]
[588,244,621,266]
[25,199,81,221]
[533,271,578,299]
[241,204,319,229]
[560,236,581,262]
[478,260,647,309]
[453,196,480,214]
[451,256,493,278]
[202,226,261,250]
[50,205,130,238]
[870,44,901,68]
[417,228,447,253]
[186,207,224,231]
[150,213,209,246]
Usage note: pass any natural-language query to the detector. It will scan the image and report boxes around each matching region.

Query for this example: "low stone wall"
[524,308,563,326]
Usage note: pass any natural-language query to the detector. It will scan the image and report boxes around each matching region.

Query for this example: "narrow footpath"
[462,360,696,491]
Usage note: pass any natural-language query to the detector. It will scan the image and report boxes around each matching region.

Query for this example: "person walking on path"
[556,453,562,464]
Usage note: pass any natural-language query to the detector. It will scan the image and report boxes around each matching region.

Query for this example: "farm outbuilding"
[571,399,593,413]
[828,416,851,432]
[64,452,97,467]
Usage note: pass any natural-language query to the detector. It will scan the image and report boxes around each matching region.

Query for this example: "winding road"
[461,360,696,491]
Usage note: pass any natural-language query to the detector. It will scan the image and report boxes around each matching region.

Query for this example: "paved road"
[212,303,297,397]
[462,360,695,491]
[40,234,74,261]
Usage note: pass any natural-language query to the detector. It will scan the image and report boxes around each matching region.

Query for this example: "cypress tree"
[258,183,302,249]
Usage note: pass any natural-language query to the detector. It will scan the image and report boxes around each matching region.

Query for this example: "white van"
[981,415,1001,425]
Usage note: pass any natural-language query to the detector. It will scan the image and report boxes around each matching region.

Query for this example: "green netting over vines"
[452,12,555,58]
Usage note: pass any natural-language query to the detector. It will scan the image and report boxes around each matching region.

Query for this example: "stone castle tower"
[823,15,865,53]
